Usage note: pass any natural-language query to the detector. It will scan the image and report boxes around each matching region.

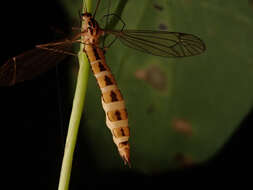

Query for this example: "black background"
[0,0,252,189]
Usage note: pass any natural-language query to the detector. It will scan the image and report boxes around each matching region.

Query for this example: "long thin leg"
[106,0,112,29]
[102,0,111,49]
[103,13,126,30]
[93,0,101,18]
[102,13,126,50]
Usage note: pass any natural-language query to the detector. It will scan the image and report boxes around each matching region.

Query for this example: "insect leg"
[101,0,112,49]
[93,0,102,18]
[101,14,126,51]
[102,13,126,30]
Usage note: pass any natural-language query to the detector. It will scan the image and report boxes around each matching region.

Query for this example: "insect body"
[81,13,130,165]
[0,6,205,166]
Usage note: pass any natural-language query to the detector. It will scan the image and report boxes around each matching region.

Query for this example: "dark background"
[0,0,252,189]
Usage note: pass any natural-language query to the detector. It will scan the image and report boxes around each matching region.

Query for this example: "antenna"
[93,0,101,18]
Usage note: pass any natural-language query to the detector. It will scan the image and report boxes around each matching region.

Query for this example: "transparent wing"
[0,39,78,86]
[108,30,206,57]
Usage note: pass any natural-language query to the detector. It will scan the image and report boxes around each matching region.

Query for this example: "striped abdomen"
[84,44,130,165]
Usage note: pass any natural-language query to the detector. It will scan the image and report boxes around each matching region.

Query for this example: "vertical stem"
[58,1,91,190]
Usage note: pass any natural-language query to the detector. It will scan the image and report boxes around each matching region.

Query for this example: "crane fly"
[0,0,205,166]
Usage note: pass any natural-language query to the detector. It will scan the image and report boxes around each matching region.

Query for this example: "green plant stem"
[58,1,91,190]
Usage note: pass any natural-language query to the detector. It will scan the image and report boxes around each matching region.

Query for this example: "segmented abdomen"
[84,45,130,165]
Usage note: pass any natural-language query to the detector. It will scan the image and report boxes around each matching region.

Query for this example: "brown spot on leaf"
[135,65,167,91]
[146,104,155,114]
[249,0,253,10]
[174,153,194,168]
[172,118,193,136]
[158,23,168,31]
[153,4,163,11]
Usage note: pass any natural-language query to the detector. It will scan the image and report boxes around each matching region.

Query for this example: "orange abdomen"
[84,44,130,165]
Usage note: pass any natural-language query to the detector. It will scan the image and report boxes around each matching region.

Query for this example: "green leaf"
[62,0,253,172]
